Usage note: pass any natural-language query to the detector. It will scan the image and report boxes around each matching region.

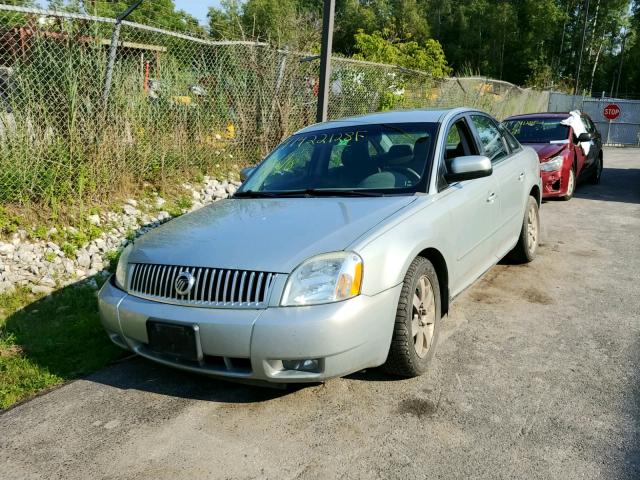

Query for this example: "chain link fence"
[0,4,550,207]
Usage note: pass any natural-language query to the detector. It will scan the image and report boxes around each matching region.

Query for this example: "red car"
[503,112,603,200]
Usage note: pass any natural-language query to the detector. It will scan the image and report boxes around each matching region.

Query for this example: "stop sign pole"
[604,103,620,145]
[316,0,336,123]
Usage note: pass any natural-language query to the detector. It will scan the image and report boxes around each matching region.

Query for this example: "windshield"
[237,123,437,196]
[503,118,570,144]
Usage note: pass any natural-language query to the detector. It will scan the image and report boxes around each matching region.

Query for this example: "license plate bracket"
[146,320,201,363]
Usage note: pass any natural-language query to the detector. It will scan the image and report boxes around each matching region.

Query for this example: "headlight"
[281,252,363,306]
[115,244,133,290]
[540,156,564,172]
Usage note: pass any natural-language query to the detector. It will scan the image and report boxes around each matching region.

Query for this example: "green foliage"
[103,250,121,273]
[0,207,23,236]
[207,0,636,95]
[70,0,205,36]
[0,285,122,409]
[353,30,451,77]
[166,195,192,217]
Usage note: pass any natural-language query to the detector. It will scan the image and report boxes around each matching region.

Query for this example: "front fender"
[350,198,454,296]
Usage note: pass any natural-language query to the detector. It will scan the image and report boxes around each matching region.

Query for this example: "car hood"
[526,143,568,160]
[129,196,417,273]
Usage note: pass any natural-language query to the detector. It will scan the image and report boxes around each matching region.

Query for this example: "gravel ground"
[1,147,639,480]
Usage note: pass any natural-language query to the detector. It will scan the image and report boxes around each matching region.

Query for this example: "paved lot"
[1,148,639,480]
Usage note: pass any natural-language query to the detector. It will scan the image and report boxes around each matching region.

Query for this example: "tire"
[509,196,539,264]
[561,166,576,201]
[382,257,441,377]
[589,155,603,184]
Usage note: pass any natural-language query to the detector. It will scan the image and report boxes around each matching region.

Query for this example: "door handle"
[518,172,525,182]
[486,192,496,203]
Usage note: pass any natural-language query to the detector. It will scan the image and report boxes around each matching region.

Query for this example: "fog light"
[282,359,320,372]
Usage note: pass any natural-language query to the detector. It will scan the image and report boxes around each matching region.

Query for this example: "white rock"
[31,284,53,295]
[0,281,14,295]
[87,214,101,226]
[47,241,61,251]
[123,204,139,216]
[39,275,56,287]
[155,196,166,208]
[76,251,91,269]
[157,211,170,221]
[0,242,14,255]
[125,198,138,207]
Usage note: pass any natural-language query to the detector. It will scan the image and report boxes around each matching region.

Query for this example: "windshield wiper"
[235,188,384,198]
[269,188,384,197]
[233,190,280,198]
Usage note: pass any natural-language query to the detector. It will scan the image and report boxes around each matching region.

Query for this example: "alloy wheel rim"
[411,275,436,358]
[526,203,538,254]
[567,169,575,196]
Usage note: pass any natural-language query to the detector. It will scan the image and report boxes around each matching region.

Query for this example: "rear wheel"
[561,167,576,201]
[508,196,539,264]
[589,156,603,184]
[383,257,441,377]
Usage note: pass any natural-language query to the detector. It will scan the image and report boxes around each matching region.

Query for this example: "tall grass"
[0,14,549,211]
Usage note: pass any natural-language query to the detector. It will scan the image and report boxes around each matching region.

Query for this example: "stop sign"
[603,103,621,120]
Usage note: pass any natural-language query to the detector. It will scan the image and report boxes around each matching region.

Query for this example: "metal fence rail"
[0,4,550,206]
[548,92,640,146]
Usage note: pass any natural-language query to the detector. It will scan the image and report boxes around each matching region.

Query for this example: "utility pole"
[574,0,590,96]
[102,0,144,105]
[316,0,335,123]
[614,33,627,99]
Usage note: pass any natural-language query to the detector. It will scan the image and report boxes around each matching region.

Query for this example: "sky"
[173,0,221,25]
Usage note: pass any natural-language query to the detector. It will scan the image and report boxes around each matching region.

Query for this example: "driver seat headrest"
[386,144,414,166]
[341,140,370,169]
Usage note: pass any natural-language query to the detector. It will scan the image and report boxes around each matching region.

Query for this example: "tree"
[81,0,205,36]
[353,30,451,76]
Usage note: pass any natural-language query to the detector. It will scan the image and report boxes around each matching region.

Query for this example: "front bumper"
[541,161,571,198]
[98,278,401,383]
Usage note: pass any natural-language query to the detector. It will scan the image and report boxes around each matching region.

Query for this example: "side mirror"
[445,155,492,183]
[240,167,255,182]
[577,132,592,142]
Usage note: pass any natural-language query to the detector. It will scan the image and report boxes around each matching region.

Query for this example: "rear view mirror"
[577,132,592,142]
[240,167,255,182]
[445,155,492,183]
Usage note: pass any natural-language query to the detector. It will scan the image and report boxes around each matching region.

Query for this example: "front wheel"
[382,257,441,377]
[589,156,603,184]
[561,167,575,201]
[508,196,539,264]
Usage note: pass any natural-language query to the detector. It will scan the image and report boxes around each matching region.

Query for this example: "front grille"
[128,264,276,308]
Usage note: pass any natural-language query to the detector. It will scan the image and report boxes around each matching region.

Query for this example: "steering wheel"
[383,166,421,185]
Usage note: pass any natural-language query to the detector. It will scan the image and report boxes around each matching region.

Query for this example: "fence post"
[102,0,143,105]
[316,0,335,123]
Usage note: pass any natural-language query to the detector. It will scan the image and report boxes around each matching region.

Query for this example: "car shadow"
[572,167,640,204]
[1,277,312,407]
[88,355,304,404]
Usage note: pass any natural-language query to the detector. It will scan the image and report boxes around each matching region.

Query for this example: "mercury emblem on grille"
[175,271,195,295]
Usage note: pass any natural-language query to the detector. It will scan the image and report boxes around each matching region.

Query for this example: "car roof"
[504,112,573,121]
[295,107,479,134]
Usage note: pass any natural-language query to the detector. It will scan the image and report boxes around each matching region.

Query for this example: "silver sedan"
[99,108,541,383]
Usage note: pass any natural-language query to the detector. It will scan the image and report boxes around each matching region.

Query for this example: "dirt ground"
[1,147,639,480]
